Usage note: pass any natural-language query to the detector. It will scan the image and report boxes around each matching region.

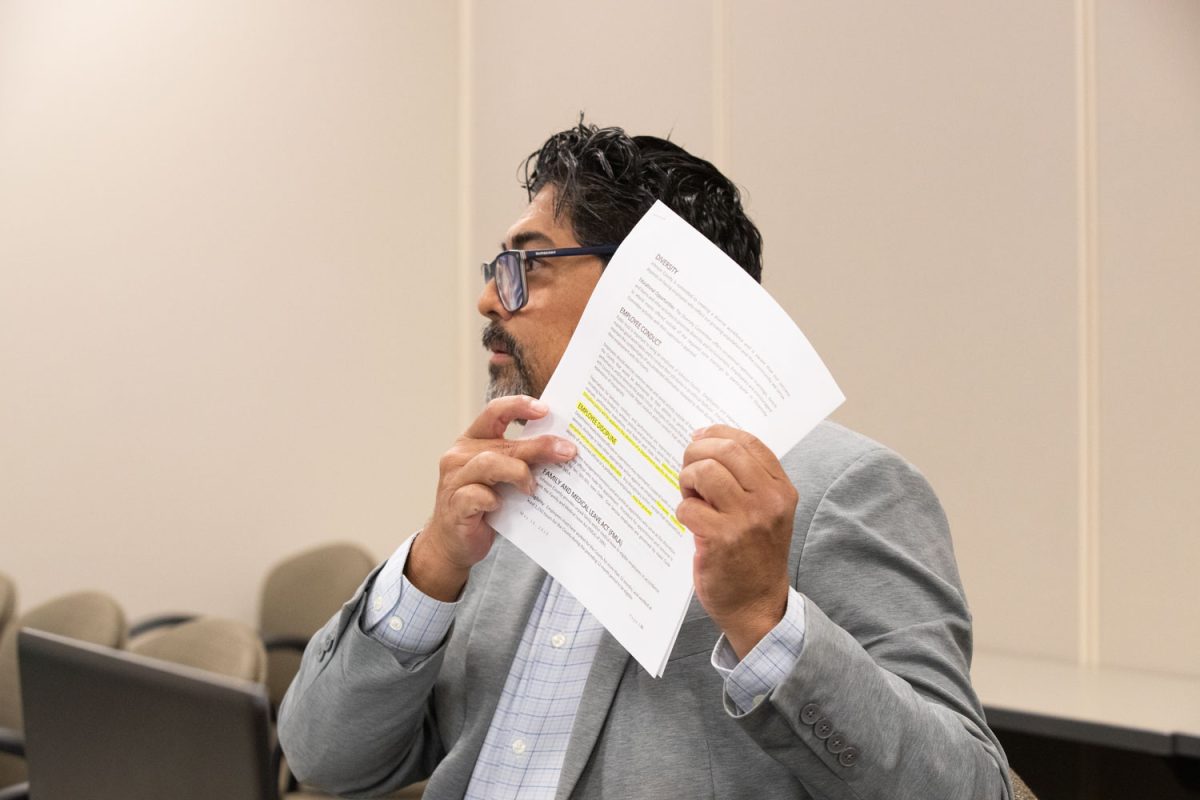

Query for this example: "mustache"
[482,322,523,361]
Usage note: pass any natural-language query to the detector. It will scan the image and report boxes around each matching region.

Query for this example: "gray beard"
[482,322,540,402]
[485,360,536,402]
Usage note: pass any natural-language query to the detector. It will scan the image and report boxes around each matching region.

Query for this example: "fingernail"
[691,427,707,439]
[529,399,549,414]
[555,440,577,458]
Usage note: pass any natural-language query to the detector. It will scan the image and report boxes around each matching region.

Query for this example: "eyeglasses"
[481,244,619,312]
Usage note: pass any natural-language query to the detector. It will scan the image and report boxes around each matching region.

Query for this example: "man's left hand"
[676,425,797,660]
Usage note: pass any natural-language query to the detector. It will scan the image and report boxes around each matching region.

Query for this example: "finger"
[692,425,788,482]
[465,395,550,439]
[678,457,744,512]
[446,433,576,471]
[681,437,772,493]
[675,496,721,537]
[455,450,537,494]
[501,434,577,465]
[448,483,502,519]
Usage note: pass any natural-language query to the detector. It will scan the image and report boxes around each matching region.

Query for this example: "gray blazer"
[279,421,1012,799]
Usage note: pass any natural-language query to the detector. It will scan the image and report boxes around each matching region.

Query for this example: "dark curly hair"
[521,119,763,283]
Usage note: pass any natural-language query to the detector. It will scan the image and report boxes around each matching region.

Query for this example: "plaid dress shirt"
[363,534,806,799]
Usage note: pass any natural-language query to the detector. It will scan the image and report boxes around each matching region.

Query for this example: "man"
[278,122,1012,799]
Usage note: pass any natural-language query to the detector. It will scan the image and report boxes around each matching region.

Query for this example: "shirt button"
[388,616,404,632]
[372,596,384,612]
[550,633,567,648]
[511,738,527,755]
[800,703,821,725]
[752,694,766,708]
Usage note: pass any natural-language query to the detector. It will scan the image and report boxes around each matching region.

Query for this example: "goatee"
[483,322,539,402]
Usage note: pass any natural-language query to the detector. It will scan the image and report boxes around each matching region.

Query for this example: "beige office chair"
[0,616,268,800]
[130,616,272,800]
[258,542,380,797]
[0,591,125,789]
[129,616,268,684]
[259,541,376,710]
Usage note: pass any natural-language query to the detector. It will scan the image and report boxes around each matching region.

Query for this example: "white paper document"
[488,202,844,676]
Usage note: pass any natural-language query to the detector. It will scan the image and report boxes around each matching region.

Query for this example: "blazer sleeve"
[733,448,1013,800]
[277,565,449,798]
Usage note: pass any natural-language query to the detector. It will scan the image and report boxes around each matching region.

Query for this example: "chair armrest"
[0,782,29,800]
[128,613,199,639]
[0,727,24,758]
[261,635,311,654]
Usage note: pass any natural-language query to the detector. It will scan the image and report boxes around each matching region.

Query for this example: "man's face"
[479,186,604,401]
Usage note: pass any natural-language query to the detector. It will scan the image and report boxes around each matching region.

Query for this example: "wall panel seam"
[457,0,475,428]
[711,0,730,168]
[1076,0,1101,667]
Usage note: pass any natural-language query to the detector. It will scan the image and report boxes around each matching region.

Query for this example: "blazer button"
[317,633,335,661]
[800,703,821,725]
[826,733,847,754]
[839,747,860,767]
[814,718,834,740]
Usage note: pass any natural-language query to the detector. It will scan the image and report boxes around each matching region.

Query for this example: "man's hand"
[676,425,797,660]
[406,395,577,601]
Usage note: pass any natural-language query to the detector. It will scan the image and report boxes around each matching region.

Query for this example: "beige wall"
[2,2,1196,677]
[0,2,461,623]
[728,2,1082,664]
[1095,0,1200,675]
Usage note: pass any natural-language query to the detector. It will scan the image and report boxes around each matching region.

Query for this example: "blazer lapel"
[554,631,630,800]
[460,539,547,747]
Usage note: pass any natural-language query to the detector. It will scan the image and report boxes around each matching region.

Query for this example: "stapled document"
[488,201,844,676]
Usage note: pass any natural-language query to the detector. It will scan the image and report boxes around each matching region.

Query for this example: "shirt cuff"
[710,588,806,716]
[362,532,459,659]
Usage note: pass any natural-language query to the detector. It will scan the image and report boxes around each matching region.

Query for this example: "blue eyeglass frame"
[481,244,619,312]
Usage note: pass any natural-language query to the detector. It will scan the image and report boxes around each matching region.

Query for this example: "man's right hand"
[405,395,577,601]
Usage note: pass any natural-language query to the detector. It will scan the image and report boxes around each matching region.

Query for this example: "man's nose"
[477,275,513,321]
